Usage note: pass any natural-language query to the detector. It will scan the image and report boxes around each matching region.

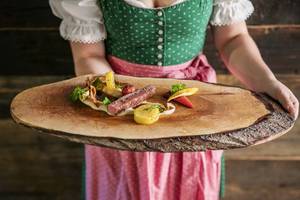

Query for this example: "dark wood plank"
[0,30,74,75]
[0,0,60,28]
[0,26,299,75]
[0,0,299,27]
[249,0,300,25]
[225,136,300,161]
[204,25,300,75]
[0,120,82,200]
[224,160,300,200]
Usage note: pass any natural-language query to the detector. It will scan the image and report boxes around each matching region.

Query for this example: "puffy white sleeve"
[210,0,254,26]
[49,0,106,43]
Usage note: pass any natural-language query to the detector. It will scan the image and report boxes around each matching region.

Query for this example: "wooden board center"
[11,75,271,139]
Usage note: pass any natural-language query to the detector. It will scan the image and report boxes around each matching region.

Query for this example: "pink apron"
[84,53,223,200]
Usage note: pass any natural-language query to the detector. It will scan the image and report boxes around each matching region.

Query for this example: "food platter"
[10,74,295,152]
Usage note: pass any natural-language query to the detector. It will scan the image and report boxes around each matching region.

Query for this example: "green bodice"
[98,0,213,66]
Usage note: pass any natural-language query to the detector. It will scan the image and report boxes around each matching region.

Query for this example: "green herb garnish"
[102,97,111,105]
[70,86,87,102]
[92,78,104,90]
[115,82,123,89]
[171,83,186,94]
[144,104,165,112]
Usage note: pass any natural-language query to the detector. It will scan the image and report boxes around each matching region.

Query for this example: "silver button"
[157,54,162,59]
[158,61,162,66]
[158,30,163,35]
[157,45,163,50]
[157,11,163,16]
[158,37,163,42]
[158,21,163,26]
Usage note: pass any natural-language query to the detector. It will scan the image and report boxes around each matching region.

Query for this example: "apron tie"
[166,54,217,83]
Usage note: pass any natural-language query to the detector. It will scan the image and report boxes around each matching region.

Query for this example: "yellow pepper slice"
[102,71,122,97]
[134,104,161,125]
[105,71,115,89]
[167,88,199,102]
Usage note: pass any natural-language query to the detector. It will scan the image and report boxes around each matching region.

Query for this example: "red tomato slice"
[173,96,193,108]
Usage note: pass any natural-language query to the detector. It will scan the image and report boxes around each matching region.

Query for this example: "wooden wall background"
[0,0,299,199]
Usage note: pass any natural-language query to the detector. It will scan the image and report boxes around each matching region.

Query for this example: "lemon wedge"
[167,88,199,101]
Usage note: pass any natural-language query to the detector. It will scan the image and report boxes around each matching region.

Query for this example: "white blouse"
[49,0,254,43]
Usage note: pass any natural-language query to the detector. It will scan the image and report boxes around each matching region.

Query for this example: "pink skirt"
[84,53,224,200]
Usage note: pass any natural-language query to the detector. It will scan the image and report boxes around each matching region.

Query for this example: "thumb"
[274,89,294,113]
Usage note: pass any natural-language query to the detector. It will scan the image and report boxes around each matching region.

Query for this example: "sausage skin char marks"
[108,85,156,115]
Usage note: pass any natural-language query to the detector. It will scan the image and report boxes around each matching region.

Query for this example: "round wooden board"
[10,75,295,152]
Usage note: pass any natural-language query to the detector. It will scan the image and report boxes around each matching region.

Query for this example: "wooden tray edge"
[10,93,295,152]
[9,76,295,152]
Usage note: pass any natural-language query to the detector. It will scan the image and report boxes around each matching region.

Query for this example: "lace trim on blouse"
[59,20,106,43]
[210,0,254,26]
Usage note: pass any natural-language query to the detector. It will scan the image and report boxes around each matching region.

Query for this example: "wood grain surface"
[10,75,295,151]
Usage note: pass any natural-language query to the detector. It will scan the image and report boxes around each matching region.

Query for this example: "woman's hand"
[263,79,299,120]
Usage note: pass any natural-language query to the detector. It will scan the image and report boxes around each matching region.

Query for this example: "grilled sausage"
[108,85,156,115]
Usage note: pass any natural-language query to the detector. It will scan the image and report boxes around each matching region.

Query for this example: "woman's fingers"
[288,92,299,120]
[274,84,299,120]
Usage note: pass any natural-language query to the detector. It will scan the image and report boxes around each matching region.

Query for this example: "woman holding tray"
[49,0,299,199]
